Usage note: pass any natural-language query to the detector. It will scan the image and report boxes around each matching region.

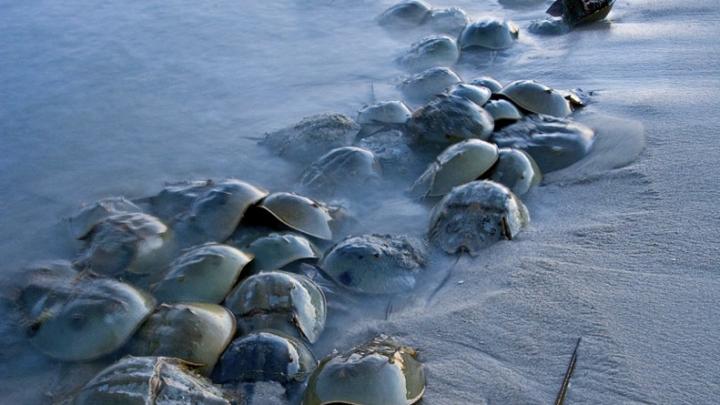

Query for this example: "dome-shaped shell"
[15,261,78,320]
[257,192,334,240]
[28,278,155,362]
[400,67,462,104]
[357,130,421,177]
[304,335,425,405]
[488,148,542,195]
[68,197,142,240]
[357,101,412,126]
[498,80,573,117]
[397,35,460,72]
[490,114,595,172]
[407,95,494,143]
[470,76,504,93]
[128,303,236,375]
[74,356,231,404]
[447,83,492,106]
[78,212,170,277]
[459,18,520,50]
[428,180,529,255]
[300,147,382,197]
[377,1,432,28]
[410,139,499,197]
[484,99,523,122]
[143,180,214,222]
[213,331,317,386]
[320,234,427,294]
[246,233,321,272]
[528,18,571,36]
[152,243,252,304]
[224,271,326,343]
[428,7,469,36]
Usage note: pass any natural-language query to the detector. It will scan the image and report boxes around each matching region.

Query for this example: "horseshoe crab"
[490,114,595,172]
[356,129,422,177]
[256,192,333,240]
[224,271,326,343]
[447,83,492,106]
[68,197,142,240]
[320,234,427,294]
[377,1,432,28]
[304,335,425,405]
[399,67,462,104]
[357,101,411,133]
[428,7,469,36]
[27,277,155,361]
[152,243,252,304]
[77,212,171,277]
[407,95,494,143]
[484,99,523,124]
[428,180,529,255]
[141,180,213,222]
[261,113,360,164]
[547,0,615,27]
[458,18,520,50]
[128,303,236,375]
[246,233,321,272]
[74,356,231,404]
[14,260,78,320]
[488,148,542,196]
[497,80,573,117]
[470,76,504,94]
[212,331,317,387]
[397,35,459,72]
[529,18,571,35]
[300,147,382,197]
[410,139,499,198]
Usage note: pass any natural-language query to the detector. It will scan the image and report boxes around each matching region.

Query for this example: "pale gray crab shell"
[152,243,252,304]
[428,7,469,36]
[73,356,231,405]
[29,278,155,362]
[498,80,573,117]
[15,260,78,320]
[304,335,425,405]
[397,35,460,72]
[470,76,504,93]
[257,192,334,240]
[459,18,520,50]
[428,180,530,255]
[377,0,432,28]
[399,67,462,104]
[224,271,327,343]
[410,139,499,198]
[447,83,492,106]
[407,95,495,143]
[300,147,383,197]
[484,99,523,122]
[128,303,236,376]
[68,197,142,240]
[144,180,214,222]
[357,101,412,126]
[488,148,542,196]
[247,233,321,272]
[320,234,427,295]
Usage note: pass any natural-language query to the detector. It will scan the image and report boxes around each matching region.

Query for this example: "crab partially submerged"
[458,18,520,50]
[68,197,142,240]
[356,129,422,177]
[397,35,460,72]
[498,80,573,117]
[74,356,232,404]
[488,148,542,196]
[407,95,494,143]
[399,67,462,104]
[300,147,382,197]
[357,101,412,138]
[428,180,530,255]
[447,83,492,107]
[256,192,334,240]
[304,335,425,405]
[320,234,427,295]
[224,271,327,343]
[245,233,321,273]
[377,1,432,28]
[470,76,504,94]
[428,7,469,36]
[141,180,214,222]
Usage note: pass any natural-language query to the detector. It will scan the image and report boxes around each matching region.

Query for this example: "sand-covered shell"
[484,99,523,123]
[498,80,573,117]
[15,260,79,320]
[407,95,494,143]
[257,192,333,240]
[490,114,595,172]
[300,147,382,197]
[68,197,142,240]
[356,129,422,176]
[488,148,542,195]
[128,303,235,375]
[459,18,520,50]
[224,271,326,343]
[357,101,412,127]
[397,35,459,72]
[78,212,170,277]
[410,139,499,198]
[428,7,469,36]
[28,277,155,361]
[246,233,321,272]
[447,83,492,106]
[470,76,504,93]
[400,67,462,104]
[74,356,231,404]
[213,331,317,386]
[304,335,425,405]
[529,18,571,35]
[320,234,427,294]
[428,180,529,255]
[377,1,432,28]
[152,243,252,304]
[261,113,360,164]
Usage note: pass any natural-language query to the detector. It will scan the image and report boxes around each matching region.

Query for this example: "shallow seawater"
[3,0,716,403]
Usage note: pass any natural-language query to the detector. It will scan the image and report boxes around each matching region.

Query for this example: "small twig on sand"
[555,337,582,405]
[425,254,463,308]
